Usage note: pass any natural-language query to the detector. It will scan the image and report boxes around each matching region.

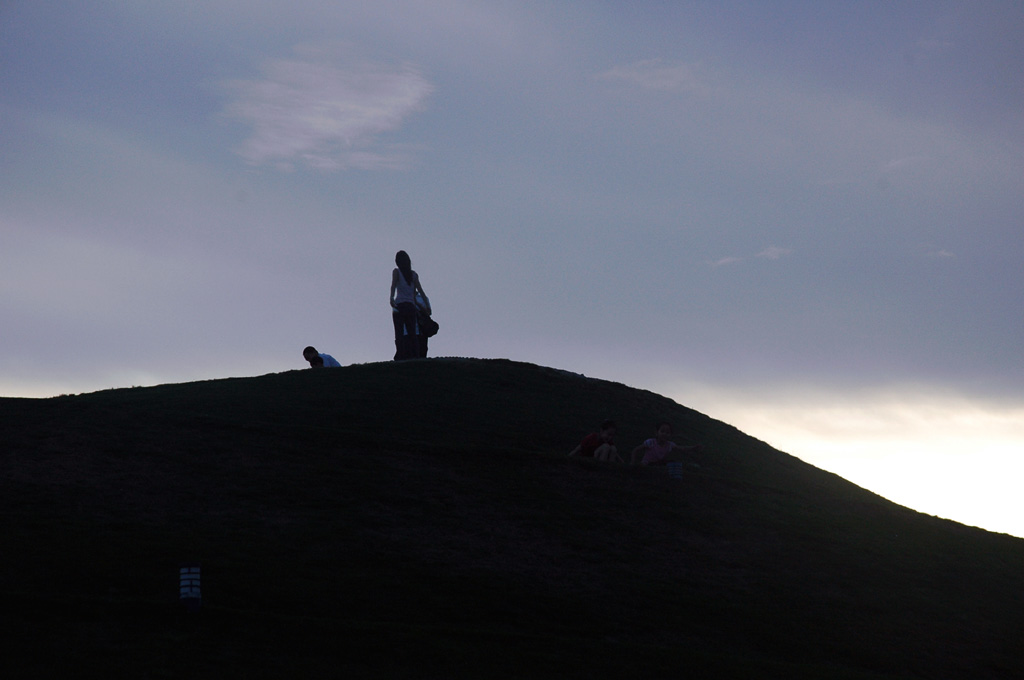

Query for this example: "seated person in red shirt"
[568,420,622,462]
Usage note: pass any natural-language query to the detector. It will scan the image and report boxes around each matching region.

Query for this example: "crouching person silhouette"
[303,346,341,368]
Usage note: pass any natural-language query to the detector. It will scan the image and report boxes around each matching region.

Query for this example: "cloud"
[882,154,931,172]
[756,246,793,260]
[596,58,709,96]
[709,246,791,267]
[907,36,955,64]
[222,47,433,170]
[595,50,1022,210]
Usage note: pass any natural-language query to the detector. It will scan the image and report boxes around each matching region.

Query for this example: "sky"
[2,1,1022,537]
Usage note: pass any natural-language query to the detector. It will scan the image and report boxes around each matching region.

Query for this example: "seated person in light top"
[302,346,341,368]
[630,422,703,466]
[569,420,622,462]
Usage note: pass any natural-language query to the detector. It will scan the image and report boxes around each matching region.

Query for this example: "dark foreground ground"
[1,359,1022,678]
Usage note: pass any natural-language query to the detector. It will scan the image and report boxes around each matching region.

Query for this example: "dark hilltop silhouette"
[1,358,1021,678]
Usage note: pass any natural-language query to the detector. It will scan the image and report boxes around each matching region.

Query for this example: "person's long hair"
[395,250,414,286]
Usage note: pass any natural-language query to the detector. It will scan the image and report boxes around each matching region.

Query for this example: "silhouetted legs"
[395,302,418,360]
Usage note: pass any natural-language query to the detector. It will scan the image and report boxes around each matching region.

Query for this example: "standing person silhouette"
[391,290,432,360]
[389,250,429,360]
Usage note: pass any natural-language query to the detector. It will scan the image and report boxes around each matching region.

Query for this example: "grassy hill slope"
[1,358,1022,679]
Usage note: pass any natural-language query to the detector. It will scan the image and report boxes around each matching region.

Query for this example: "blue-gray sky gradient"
[3,1,1022,534]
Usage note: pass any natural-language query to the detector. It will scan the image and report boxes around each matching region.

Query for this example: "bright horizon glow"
[674,384,1024,539]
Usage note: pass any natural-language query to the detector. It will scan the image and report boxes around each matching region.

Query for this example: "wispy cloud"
[882,154,930,172]
[756,246,793,260]
[596,58,708,96]
[710,246,792,267]
[907,36,955,64]
[222,48,433,171]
